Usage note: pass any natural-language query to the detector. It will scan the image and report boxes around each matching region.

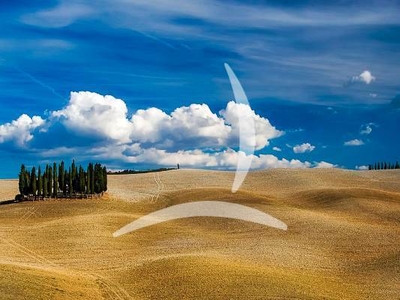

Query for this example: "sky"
[0,0,399,178]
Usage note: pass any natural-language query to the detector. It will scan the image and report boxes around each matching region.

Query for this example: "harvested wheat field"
[0,169,399,299]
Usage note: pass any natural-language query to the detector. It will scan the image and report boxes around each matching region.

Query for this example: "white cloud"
[272,146,281,152]
[314,161,336,168]
[293,143,315,153]
[0,114,45,146]
[131,103,229,146]
[351,70,375,84]
[51,91,283,151]
[360,126,372,135]
[52,91,134,143]
[369,93,377,98]
[89,143,335,170]
[360,123,375,135]
[356,165,369,170]
[220,101,283,150]
[344,139,364,146]
[0,90,338,171]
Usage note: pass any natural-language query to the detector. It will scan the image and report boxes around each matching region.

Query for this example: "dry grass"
[0,179,18,202]
[0,169,399,299]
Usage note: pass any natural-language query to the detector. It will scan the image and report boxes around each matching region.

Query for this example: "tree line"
[17,161,107,200]
[368,161,400,170]
[109,167,177,175]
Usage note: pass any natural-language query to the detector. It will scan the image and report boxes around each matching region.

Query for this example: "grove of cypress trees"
[17,161,108,200]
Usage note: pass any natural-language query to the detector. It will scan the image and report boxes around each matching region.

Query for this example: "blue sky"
[0,0,399,178]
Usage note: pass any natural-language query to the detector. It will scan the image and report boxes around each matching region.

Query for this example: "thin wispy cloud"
[21,3,95,28]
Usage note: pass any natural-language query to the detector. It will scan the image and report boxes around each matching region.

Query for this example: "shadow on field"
[0,199,18,206]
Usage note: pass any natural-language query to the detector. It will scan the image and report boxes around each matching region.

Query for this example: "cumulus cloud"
[272,146,281,152]
[293,143,315,153]
[130,103,231,147]
[0,114,45,146]
[51,91,283,151]
[0,91,336,170]
[220,101,284,150]
[52,91,133,143]
[344,139,364,146]
[351,70,376,85]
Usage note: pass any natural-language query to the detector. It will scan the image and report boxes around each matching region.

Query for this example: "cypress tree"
[43,172,48,198]
[24,169,30,195]
[63,170,68,195]
[103,166,107,192]
[31,167,37,198]
[79,166,85,194]
[69,167,73,197]
[94,163,102,194]
[53,163,58,198]
[396,161,400,169]
[48,166,53,198]
[59,161,65,196]
[19,164,26,196]
[90,164,95,195]
[38,166,42,198]
[87,164,92,194]
[71,160,76,194]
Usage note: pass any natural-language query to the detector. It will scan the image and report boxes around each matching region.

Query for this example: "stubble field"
[0,169,399,299]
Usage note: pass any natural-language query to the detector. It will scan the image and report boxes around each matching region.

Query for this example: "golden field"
[0,169,399,299]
